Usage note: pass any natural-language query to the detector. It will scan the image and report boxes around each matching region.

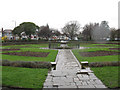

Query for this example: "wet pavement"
[43,49,107,89]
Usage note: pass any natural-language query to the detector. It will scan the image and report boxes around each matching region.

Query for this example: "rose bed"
[79,51,120,57]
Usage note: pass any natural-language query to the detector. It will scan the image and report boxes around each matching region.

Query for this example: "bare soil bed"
[79,51,120,57]
[0,49,20,51]
[109,48,120,50]
[3,51,49,57]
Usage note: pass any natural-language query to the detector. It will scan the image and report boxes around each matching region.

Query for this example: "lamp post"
[12,20,16,28]
[12,20,16,40]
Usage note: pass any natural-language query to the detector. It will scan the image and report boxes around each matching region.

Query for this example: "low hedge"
[89,61,120,67]
[2,40,48,45]
[1,60,51,69]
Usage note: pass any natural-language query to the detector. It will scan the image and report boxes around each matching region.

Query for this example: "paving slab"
[43,49,107,89]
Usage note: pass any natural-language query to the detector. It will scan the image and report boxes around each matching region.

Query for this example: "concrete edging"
[55,49,60,63]
[70,50,81,69]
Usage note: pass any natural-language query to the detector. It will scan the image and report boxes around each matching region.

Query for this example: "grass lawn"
[2,66,48,88]
[1,43,58,89]
[72,47,119,62]
[91,66,119,88]
[2,46,58,62]
[79,43,119,47]
[72,43,119,88]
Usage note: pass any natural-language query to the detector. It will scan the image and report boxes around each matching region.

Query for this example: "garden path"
[43,49,107,89]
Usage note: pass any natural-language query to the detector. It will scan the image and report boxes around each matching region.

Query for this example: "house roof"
[3,29,12,33]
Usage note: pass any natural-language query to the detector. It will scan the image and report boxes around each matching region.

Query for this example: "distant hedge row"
[1,60,51,69]
[2,40,49,45]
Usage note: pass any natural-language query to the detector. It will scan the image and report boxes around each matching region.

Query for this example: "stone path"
[43,49,107,89]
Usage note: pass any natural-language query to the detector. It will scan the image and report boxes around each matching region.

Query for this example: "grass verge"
[2,66,48,88]
[72,48,119,62]
[79,42,119,47]
[91,66,120,88]
[72,45,119,88]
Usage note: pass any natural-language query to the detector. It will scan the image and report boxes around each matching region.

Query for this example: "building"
[2,29,13,40]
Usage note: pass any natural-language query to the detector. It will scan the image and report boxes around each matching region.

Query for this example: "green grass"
[79,43,119,47]
[72,43,119,88]
[2,48,58,62]
[2,66,48,88]
[1,43,57,88]
[72,47,119,63]
[2,43,49,49]
[91,66,120,88]
[2,44,58,62]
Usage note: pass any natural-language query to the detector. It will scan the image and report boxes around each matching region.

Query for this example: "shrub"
[1,36,7,41]
[2,60,51,69]
[89,61,120,67]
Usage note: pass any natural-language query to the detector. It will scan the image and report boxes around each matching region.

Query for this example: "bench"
[76,69,88,75]
[51,62,56,70]
[81,61,88,69]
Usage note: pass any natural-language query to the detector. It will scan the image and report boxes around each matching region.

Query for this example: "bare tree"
[50,28,61,36]
[110,28,117,40]
[116,29,120,39]
[108,28,120,41]
[82,23,97,41]
[62,21,80,40]
[38,24,52,40]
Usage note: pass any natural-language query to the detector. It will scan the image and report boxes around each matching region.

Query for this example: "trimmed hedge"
[1,60,51,69]
[89,61,120,67]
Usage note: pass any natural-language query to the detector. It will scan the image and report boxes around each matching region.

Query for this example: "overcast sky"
[0,0,119,31]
